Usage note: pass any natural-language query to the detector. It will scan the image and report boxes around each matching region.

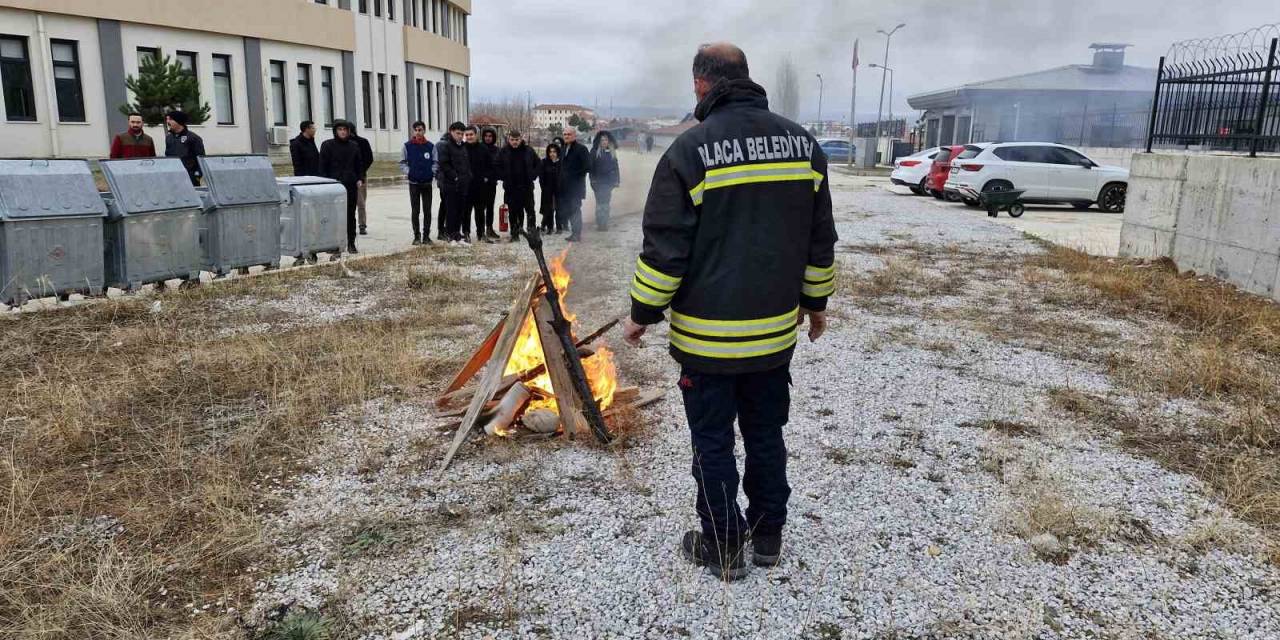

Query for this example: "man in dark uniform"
[623,43,837,581]
[496,130,540,242]
[437,122,473,244]
[163,111,206,186]
[319,119,364,254]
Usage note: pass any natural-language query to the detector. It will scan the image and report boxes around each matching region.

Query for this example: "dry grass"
[848,257,967,303]
[0,250,496,637]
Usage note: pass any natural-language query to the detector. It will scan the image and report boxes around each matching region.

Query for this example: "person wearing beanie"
[164,110,205,186]
[320,119,365,254]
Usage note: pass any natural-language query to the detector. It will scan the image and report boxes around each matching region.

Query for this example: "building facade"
[907,44,1155,150]
[533,103,594,132]
[0,0,471,160]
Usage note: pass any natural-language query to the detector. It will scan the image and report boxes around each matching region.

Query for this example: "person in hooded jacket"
[434,131,451,241]
[495,130,540,241]
[400,120,436,245]
[590,131,622,231]
[350,124,375,235]
[538,144,562,233]
[469,127,500,242]
[163,111,205,186]
[319,119,365,254]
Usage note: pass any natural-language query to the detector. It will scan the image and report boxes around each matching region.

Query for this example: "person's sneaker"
[566,234,581,242]
[359,225,368,236]
[680,531,749,582]
[460,237,471,246]
[421,236,433,245]
[751,534,782,567]
[412,236,422,246]
[347,244,359,254]
[482,236,496,244]
[486,229,499,240]
[509,235,521,243]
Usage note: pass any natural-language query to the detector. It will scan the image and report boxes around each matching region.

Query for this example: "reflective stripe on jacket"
[629,78,838,375]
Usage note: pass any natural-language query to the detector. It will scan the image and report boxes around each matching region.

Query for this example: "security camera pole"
[874,23,906,164]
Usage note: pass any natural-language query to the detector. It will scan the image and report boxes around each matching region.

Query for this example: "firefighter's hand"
[797,309,828,343]
[623,319,647,346]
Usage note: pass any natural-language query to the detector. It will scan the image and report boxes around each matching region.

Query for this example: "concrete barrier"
[1120,153,1280,302]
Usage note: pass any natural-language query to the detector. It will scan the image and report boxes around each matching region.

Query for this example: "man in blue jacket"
[400,121,436,245]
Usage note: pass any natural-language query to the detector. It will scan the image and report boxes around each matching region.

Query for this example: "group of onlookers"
[407,124,622,246]
[107,112,622,254]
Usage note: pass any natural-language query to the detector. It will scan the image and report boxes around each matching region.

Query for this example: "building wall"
[0,1,470,159]
[1120,153,1280,302]
[0,8,107,157]
[120,22,254,155]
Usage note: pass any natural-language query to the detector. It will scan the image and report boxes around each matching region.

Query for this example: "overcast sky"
[470,0,1278,120]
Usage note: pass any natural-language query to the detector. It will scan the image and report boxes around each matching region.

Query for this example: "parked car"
[890,147,941,195]
[927,145,965,200]
[818,139,855,163]
[944,142,1129,213]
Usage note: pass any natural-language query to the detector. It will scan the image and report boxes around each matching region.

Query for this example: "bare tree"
[774,55,800,121]
[471,95,534,134]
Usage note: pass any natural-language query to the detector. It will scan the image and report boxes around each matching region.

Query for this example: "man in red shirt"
[109,113,156,159]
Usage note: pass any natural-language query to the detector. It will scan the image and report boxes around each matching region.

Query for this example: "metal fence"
[1147,25,1280,156]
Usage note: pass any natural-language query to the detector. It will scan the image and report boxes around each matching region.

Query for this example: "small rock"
[1030,533,1064,558]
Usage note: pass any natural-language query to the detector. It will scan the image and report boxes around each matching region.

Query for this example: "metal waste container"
[197,155,282,276]
[0,159,106,305]
[276,176,347,263]
[100,158,204,290]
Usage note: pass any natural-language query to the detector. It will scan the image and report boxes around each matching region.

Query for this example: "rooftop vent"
[1090,43,1132,70]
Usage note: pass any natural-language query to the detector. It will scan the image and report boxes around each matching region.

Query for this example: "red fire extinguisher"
[499,203,509,232]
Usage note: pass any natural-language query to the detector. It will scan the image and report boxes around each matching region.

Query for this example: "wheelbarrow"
[979,188,1027,218]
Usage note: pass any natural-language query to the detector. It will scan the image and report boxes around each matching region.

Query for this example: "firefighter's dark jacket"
[630,78,838,375]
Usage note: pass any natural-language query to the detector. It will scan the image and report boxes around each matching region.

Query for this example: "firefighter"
[623,42,837,581]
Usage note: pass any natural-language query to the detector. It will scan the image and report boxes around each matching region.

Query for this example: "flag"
[852,39,860,70]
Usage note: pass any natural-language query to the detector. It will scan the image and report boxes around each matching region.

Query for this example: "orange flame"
[501,250,618,427]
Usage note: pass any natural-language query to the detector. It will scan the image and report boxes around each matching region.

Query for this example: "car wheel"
[909,187,923,195]
[917,178,929,195]
[1071,202,1093,211]
[932,190,944,200]
[984,180,1014,193]
[1098,183,1127,213]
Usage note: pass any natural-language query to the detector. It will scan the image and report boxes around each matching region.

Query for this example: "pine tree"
[119,55,211,126]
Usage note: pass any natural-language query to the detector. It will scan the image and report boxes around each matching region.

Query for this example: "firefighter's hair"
[693,42,750,83]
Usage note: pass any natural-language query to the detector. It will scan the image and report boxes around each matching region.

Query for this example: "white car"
[890,147,941,195]
[943,142,1129,212]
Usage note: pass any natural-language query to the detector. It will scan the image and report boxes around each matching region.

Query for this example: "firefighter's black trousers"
[679,363,792,549]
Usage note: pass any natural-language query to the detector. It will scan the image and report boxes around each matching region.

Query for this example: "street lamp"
[869,64,895,140]
[815,73,824,135]
[874,23,906,162]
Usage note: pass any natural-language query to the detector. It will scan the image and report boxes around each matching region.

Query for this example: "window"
[297,63,313,123]
[269,60,287,126]
[358,0,368,13]
[431,0,438,33]
[376,72,386,129]
[212,54,234,124]
[462,13,467,45]
[361,71,372,128]
[49,39,85,122]
[415,79,423,123]
[435,81,442,128]
[391,74,399,129]
[955,145,983,160]
[320,66,334,126]
[374,0,382,18]
[387,0,394,21]
[0,35,35,121]
[411,0,418,27]
[176,50,197,77]
[136,46,159,68]
[426,80,435,129]
[1052,147,1093,166]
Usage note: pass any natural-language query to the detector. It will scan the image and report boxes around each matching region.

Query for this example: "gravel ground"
[245,172,1279,639]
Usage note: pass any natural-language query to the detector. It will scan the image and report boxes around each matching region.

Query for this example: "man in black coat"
[290,120,321,177]
[163,111,206,186]
[319,120,364,254]
[350,124,375,235]
[436,122,473,244]
[558,128,591,242]
[496,130,540,242]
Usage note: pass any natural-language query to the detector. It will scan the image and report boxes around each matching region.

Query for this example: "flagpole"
[848,40,858,168]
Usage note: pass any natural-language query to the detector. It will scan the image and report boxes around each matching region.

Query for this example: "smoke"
[774,55,801,121]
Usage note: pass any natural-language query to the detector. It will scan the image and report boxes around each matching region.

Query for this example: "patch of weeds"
[446,604,506,632]
[258,611,333,640]
[342,523,393,557]
[816,408,835,417]
[960,418,1038,437]
[406,265,469,291]
[825,447,857,466]
[805,621,844,639]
